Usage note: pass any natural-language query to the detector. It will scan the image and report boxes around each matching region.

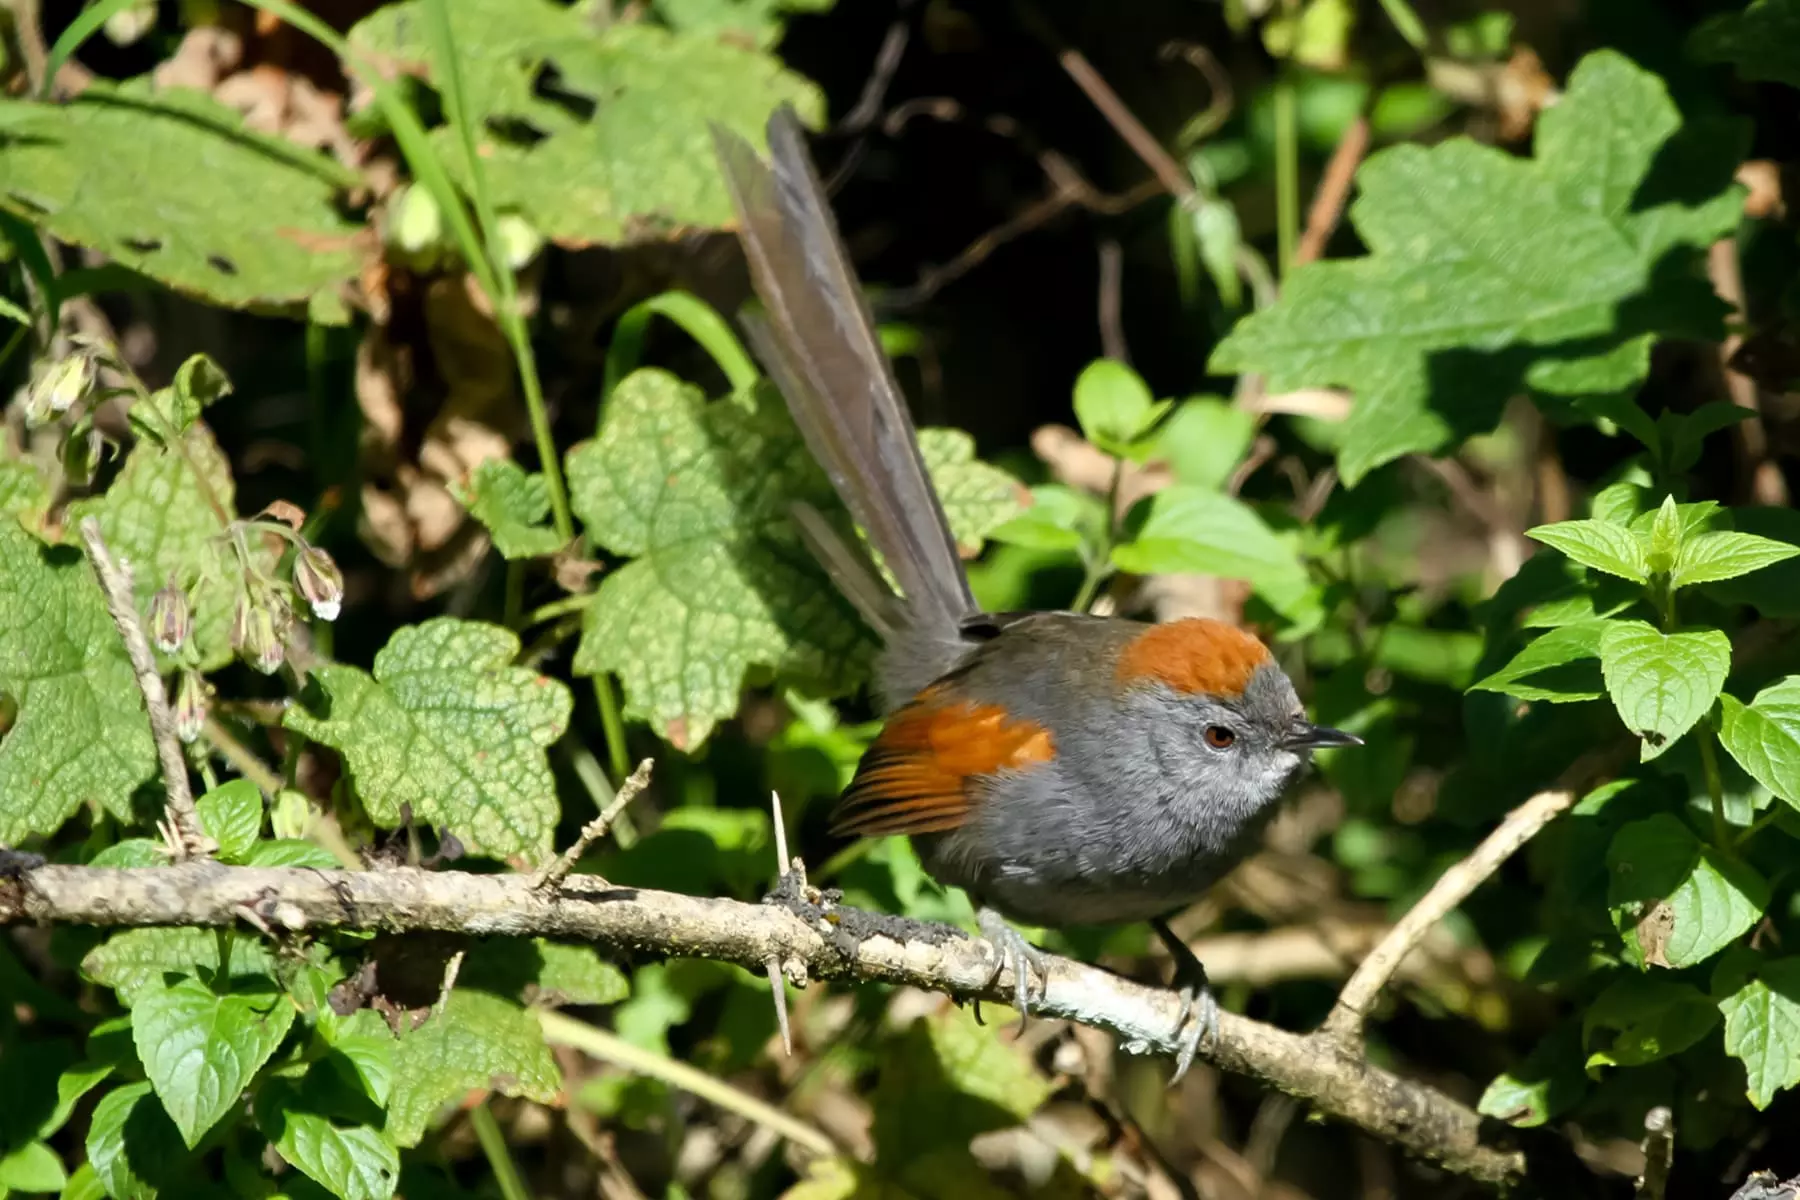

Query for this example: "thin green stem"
[541,1011,834,1158]
[602,291,759,413]
[1699,722,1733,854]
[1735,805,1786,850]
[592,675,631,784]
[518,592,595,629]
[1071,459,1126,613]
[469,1101,533,1200]
[1273,71,1299,278]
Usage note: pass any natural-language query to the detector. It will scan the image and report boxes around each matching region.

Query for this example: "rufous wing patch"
[1115,618,1272,699]
[830,691,1055,838]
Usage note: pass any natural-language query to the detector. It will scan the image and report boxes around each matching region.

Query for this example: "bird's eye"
[1203,726,1236,749]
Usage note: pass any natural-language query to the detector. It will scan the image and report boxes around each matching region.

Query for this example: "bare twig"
[1160,41,1234,146]
[1320,788,1575,1048]
[1049,43,1194,200]
[533,758,654,892]
[77,517,214,859]
[1098,239,1128,364]
[1295,116,1370,267]
[1635,1106,1673,1200]
[0,859,1527,1185]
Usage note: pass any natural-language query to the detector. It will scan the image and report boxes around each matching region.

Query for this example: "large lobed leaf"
[0,520,156,844]
[284,618,572,862]
[570,369,1021,749]
[0,83,361,309]
[385,989,560,1148]
[1210,51,1743,484]
[348,0,825,246]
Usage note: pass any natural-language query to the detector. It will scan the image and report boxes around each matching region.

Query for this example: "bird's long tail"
[712,108,974,645]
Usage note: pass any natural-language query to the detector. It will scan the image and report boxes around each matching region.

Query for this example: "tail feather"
[712,108,975,639]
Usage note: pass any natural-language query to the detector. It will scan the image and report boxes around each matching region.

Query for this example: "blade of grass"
[602,291,759,413]
[40,0,143,96]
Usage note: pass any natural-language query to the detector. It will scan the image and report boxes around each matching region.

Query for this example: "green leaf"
[1526,519,1649,583]
[1717,956,1800,1108]
[1692,0,1800,90]
[318,1010,395,1109]
[0,83,360,308]
[284,618,572,862]
[1582,977,1719,1070]
[1209,51,1739,483]
[349,5,823,246]
[0,520,155,844]
[1154,397,1258,491]
[1670,531,1800,589]
[570,370,1019,749]
[1607,814,1768,968]
[986,485,1103,552]
[0,1141,67,1193]
[240,840,341,869]
[1598,621,1730,759]
[1476,1023,1585,1128]
[454,461,564,560]
[67,421,262,673]
[86,1082,187,1200]
[1647,495,1683,575]
[1469,620,1607,703]
[652,0,834,49]
[132,977,296,1147]
[195,780,262,863]
[254,1082,398,1200]
[1110,485,1306,592]
[1071,359,1169,457]
[42,1061,116,1141]
[131,355,232,442]
[532,943,630,1006]
[83,929,276,1005]
[1718,677,1800,808]
[385,990,560,1148]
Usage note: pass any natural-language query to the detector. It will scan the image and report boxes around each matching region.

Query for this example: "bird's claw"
[1169,969,1219,1085]
[977,908,1050,1022]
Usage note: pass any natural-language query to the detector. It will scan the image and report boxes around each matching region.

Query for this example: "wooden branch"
[1321,789,1574,1048]
[0,860,1525,1186]
[77,517,214,859]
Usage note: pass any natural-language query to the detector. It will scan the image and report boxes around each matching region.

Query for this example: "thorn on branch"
[533,758,655,893]
[78,516,215,860]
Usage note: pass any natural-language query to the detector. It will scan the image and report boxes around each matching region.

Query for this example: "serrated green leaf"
[1072,359,1164,455]
[1692,0,1800,89]
[0,83,360,308]
[386,990,559,1147]
[0,521,155,844]
[240,840,341,869]
[1607,814,1768,968]
[132,977,295,1147]
[1110,485,1305,590]
[66,421,263,673]
[1582,977,1719,1070]
[570,370,1019,749]
[455,461,564,560]
[1719,677,1800,810]
[1155,397,1258,491]
[1527,519,1649,583]
[0,459,50,524]
[195,780,262,863]
[1209,51,1738,483]
[132,355,232,442]
[532,943,630,1006]
[42,1061,115,1142]
[653,0,834,48]
[1476,1022,1585,1127]
[1469,620,1607,702]
[1671,532,1800,588]
[318,1010,395,1109]
[1599,621,1730,759]
[1648,495,1683,575]
[86,1082,187,1200]
[1718,956,1800,1108]
[0,1140,66,1192]
[283,618,571,861]
[254,1082,397,1200]
[986,485,1102,552]
[83,929,276,1005]
[350,4,822,246]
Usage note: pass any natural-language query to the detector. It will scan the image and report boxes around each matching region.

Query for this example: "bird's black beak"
[1284,723,1363,751]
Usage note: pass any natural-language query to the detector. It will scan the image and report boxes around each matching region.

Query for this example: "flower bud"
[26,353,93,426]
[293,545,344,621]
[232,584,289,674]
[173,670,207,743]
[147,575,191,654]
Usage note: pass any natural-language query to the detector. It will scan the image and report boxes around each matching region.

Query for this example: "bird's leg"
[977,906,1051,1021]
[1151,916,1218,1085]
